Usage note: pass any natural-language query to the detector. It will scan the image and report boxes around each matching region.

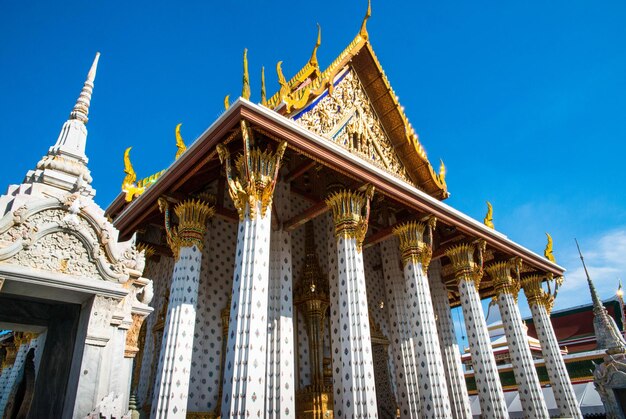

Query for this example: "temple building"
[0,3,593,419]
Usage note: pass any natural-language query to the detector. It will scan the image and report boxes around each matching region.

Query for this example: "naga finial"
[544,233,556,263]
[261,66,267,106]
[242,48,251,100]
[122,147,145,202]
[277,61,288,88]
[359,0,372,41]
[484,201,494,229]
[70,52,100,124]
[439,159,446,180]
[175,123,187,160]
[309,23,322,70]
[224,95,230,110]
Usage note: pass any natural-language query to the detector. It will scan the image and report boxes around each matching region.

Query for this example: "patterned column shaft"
[380,239,420,418]
[523,275,582,419]
[487,262,549,418]
[446,244,508,418]
[151,199,214,419]
[326,188,378,418]
[218,133,287,419]
[393,222,452,418]
[326,213,344,417]
[266,226,296,417]
[427,259,472,419]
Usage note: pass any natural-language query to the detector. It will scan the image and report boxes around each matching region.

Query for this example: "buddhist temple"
[0,2,593,419]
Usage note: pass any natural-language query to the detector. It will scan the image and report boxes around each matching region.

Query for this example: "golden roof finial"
[439,159,446,180]
[544,233,556,263]
[261,66,267,106]
[359,0,372,41]
[484,201,494,229]
[242,48,251,100]
[175,123,187,160]
[309,23,322,70]
[224,94,230,110]
[277,61,288,88]
[122,147,145,202]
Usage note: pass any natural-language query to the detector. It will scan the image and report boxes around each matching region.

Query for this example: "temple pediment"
[266,29,449,199]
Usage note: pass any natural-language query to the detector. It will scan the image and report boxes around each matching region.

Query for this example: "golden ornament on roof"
[544,232,556,263]
[484,201,494,229]
[174,123,187,160]
[122,147,145,202]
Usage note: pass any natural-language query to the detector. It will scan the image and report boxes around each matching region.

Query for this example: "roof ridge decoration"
[263,1,448,198]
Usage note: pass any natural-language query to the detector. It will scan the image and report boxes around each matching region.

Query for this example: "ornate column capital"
[392,221,431,270]
[325,185,374,252]
[486,260,521,301]
[216,120,287,221]
[522,274,555,314]
[158,198,215,258]
[445,243,483,287]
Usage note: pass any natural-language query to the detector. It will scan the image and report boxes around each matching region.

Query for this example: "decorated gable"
[295,70,412,184]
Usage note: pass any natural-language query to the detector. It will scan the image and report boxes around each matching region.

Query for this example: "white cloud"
[553,228,626,312]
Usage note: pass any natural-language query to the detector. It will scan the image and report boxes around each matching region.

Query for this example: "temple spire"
[359,0,372,40]
[69,52,100,124]
[242,49,250,100]
[309,24,322,69]
[576,239,626,354]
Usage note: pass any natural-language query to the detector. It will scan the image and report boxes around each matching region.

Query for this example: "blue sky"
[1,1,625,320]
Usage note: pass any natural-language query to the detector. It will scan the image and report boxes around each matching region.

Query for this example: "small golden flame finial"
[439,159,446,180]
[175,123,187,160]
[242,48,250,100]
[359,0,372,40]
[544,233,556,263]
[261,66,267,106]
[309,23,322,69]
[276,61,288,88]
[224,95,230,110]
[484,201,494,229]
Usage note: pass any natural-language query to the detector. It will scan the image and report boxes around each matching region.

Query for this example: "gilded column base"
[296,385,333,419]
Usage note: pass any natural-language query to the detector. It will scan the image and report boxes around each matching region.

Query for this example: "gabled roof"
[264,17,449,199]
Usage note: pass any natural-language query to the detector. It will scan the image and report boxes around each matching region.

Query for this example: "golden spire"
[224,95,230,110]
[359,0,372,41]
[309,23,322,70]
[242,48,251,100]
[261,66,267,106]
[483,201,494,229]
[439,159,446,180]
[70,52,100,124]
[175,123,187,160]
[544,233,556,263]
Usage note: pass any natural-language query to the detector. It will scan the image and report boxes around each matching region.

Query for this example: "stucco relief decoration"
[0,194,146,283]
[296,70,411,183]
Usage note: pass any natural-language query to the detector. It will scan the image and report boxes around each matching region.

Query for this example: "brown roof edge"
[109,98,564,276]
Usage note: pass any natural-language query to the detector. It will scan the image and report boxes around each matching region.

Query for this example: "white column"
[393,221,452,418]
[217,135,287,419]
[266,179,296,418]
[523,275,582,419]
[380,239,420,418]
[428,259,472,419]
[325,212,345,417]
[446,244,508,418]
[487,262,549,418]
[326,188,378,418]
[151,199,214,419]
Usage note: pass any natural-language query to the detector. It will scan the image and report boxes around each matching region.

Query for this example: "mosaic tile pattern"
[151,245,203,418]
[403,257,452,418]
[221,204,272,418]
[529,301,581,418]
[0,339,32,415]
[324,212,344,417]
[427,260,472,419]
[187,217,235,413]
[137,254,175,408]
[496,290,549,417]
[333,233,378,417]
[266,180,295,417]
[381,239,420,418]
[458,277,508,418]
